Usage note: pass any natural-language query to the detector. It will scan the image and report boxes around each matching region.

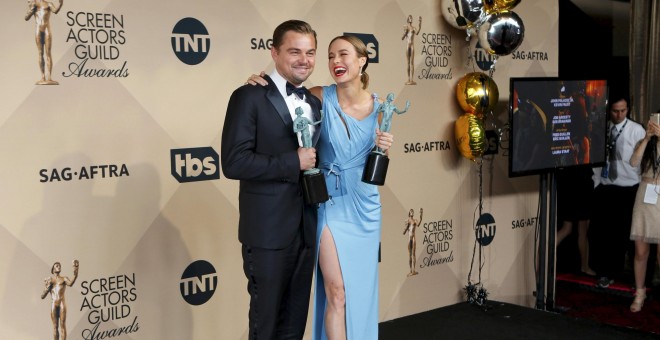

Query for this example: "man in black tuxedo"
[221,20,321,340]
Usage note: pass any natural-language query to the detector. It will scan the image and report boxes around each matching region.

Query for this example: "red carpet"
[555,273,660,335]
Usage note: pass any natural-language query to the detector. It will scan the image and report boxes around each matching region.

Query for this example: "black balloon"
[477,11,525,56]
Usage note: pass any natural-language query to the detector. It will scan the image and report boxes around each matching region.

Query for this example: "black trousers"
[589,183,639,279]
[242,231,314,340]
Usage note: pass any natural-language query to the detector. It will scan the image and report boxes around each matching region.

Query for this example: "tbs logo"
[483,130,499,155]
[344,33,378,63]
[171,147,220,183]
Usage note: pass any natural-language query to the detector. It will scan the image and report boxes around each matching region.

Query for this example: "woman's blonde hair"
[329,35,370,89]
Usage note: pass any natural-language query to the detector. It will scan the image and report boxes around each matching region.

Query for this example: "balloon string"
[467,159,484,286]
[465,39,476,73]
[478,158,484,283]
[486,109,500,150]
[479,233,483,283]
[467,231,477,283]
[488,56,498,77]
[478,158,483,216]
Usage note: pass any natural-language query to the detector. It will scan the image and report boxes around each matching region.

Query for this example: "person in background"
[628,110,660,312]
[555,82,596,277]
[556,167,597,276]
[590,94,645,288]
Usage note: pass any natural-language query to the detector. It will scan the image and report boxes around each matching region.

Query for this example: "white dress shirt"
[593,118,646,187]
[269,71,315,147]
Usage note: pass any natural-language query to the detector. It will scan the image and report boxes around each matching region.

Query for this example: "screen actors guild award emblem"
[362,93,410,185]
[25,0,64,85]
[402,15,422,85]
[293,107,328,204]
[42,260,79,340]
[404,208,423,276]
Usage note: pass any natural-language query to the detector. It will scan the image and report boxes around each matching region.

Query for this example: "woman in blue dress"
[246,35,393,340]
[308,35,387,340]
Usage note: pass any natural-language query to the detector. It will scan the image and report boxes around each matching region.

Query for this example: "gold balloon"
[456,72,499,116]
[455,113,486,161]
[484,0,521,14]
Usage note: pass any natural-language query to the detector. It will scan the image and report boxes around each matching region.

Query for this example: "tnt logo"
[344,33,379,63]
[171,147,220,183]
[473,41,496,72]
[483,130,499,155]
[171,17,210,65]
[475,213,496,246]
[180,260,218,306]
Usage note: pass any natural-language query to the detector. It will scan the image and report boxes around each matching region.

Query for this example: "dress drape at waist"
[320,157,366,194]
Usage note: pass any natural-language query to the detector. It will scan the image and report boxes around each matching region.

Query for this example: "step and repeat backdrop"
[1,0,557,339]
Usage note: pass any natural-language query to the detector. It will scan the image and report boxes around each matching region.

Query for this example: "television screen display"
[508,78,608,177]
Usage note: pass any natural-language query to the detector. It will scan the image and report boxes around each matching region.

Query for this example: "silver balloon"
[477,11,525,56]
[441,0,486,30]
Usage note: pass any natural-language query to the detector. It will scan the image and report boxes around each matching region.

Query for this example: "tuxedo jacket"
[221,75,322,249]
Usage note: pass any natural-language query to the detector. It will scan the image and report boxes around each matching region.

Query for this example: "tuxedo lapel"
[263,75,293,129]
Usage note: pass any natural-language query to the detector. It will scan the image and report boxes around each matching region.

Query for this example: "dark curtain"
[630,0,660,119]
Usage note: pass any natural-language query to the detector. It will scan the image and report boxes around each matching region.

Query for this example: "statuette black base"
[362,152,389,186]
[302,171,329,204]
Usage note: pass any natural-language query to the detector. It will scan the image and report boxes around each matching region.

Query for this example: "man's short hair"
[608,92,630,111]
[272,20,317,50]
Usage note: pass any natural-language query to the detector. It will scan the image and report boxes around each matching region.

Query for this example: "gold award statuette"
[42,259,79,340]
[402,15,421,85]
[25,0,64,85]
[362,93,410,185]
[404,208,422,276]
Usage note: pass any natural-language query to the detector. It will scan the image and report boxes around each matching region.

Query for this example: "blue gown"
[313,85,381,340]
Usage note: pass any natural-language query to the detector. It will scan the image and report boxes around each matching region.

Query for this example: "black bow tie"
[286,82,306,99]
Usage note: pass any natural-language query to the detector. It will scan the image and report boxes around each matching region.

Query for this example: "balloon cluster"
[454,72,497,161]
[441,0,525,57]
[444,0,523,161]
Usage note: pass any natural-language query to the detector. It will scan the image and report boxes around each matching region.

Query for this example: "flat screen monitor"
[508,78,608,177]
